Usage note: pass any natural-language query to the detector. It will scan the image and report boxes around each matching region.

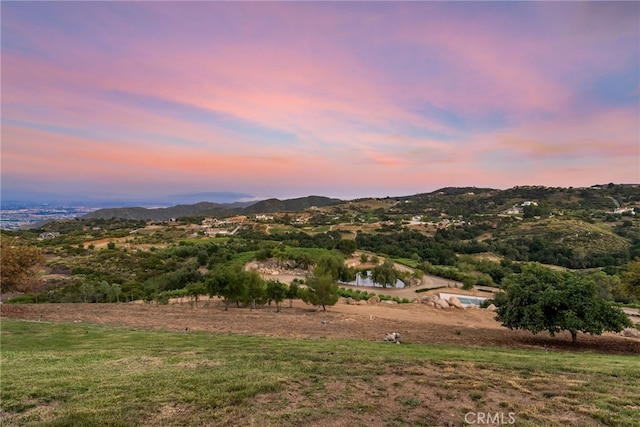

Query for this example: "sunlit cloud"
[1,1,638,200]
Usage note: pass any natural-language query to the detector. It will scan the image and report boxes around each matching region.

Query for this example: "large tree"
[336,239,356,256]
[243,270,266,309]
[206,265,247,311]
[494,264,632,342]
[1,237,44,293]
[371,258,399,288]
[286,281,300,308]
[314,253,354,282]
[621,258,640,301]
[301,273,339,311]
[266,279,287,312]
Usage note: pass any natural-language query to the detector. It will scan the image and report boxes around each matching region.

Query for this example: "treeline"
[30,239,262,303]
[355,224,637,270]
[4,212,639,305]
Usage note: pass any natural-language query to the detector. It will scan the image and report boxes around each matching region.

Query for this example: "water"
[341,271,405,289]
[438,292,488,307]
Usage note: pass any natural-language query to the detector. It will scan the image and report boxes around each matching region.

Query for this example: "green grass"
[230,250,258,265]
[394,258,420,268]
[283,247,333,262]
[268,227,297,234]
[2,320,639,426]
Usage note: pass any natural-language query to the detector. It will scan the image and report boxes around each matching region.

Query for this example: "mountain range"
[79,184,640,221]
[81,196,343,221]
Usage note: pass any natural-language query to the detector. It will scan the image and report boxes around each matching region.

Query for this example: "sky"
[2,1,639,202]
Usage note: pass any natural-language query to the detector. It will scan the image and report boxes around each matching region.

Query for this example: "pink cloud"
[2,2,638,198]
[477,108,639,161]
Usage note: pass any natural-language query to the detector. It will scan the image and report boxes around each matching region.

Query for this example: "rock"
[420,295,437,304]
[345,297,353,305]
[368,296,380,304]
[486,304,497,311]
[383,332,401,343]
[428,301,435,307]
[382,300,398,305]
[448,296,464,309]
[435,299,450,309]
[622,328,640,338]
[404,277,419,287]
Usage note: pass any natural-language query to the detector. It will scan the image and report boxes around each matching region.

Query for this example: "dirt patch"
[2,300,638,355]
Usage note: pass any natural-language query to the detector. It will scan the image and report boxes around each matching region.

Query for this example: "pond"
[340,271,405,289]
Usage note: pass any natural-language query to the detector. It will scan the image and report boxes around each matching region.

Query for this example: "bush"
[415,286,446,293]
[479,299,494,309]
[4,294,39,304]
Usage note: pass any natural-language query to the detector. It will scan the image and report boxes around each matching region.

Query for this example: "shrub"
[4,294,39,304]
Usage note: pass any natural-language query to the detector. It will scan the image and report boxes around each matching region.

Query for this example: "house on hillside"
[38,232,61,240]
[255,214,274,221]
[504,206,522,215]
[612,207,636,215]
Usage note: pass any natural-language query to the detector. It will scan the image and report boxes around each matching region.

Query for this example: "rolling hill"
[81,196,342,221]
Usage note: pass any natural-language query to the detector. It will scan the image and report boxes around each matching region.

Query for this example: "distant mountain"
[242,196,342,214]
[36,184,640,222]
[389,184,640,217]
[81,196,343,221]
[160,192,255,205]
[1,190,255,207]
[82,202,238,221]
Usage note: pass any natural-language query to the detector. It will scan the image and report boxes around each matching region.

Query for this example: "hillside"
[490,218,633,268]
[242,196,342,214]
[81,202,239,221]
[389,184,640,217]
[81,196,342,221]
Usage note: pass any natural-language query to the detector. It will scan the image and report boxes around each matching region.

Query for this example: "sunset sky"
[2,2,639,202]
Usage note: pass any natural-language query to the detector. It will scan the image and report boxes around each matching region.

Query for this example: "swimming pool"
[438,292,488,307]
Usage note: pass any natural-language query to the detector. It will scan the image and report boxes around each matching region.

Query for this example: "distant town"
[0,204,99,230]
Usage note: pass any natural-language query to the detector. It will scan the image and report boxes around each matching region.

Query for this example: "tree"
[314,253,354,282]
[266,280,287,312]
[371,258,398,288]
[336,239,356,256]
[243,270,266,309]
[621,258,640,301]
[286,280,301,308]
[186,282,206,307]
[112,283,122,303]
[300,272,339,311]
[1,237,44,293]
[494,264,632,342]
[207,265,247,311]
[272,247,288,268]
[294,253,314,270]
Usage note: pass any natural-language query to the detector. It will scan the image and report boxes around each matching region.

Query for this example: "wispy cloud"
[2,2,638,199]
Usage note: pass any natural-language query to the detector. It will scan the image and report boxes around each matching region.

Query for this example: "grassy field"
[2,320,639,427]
